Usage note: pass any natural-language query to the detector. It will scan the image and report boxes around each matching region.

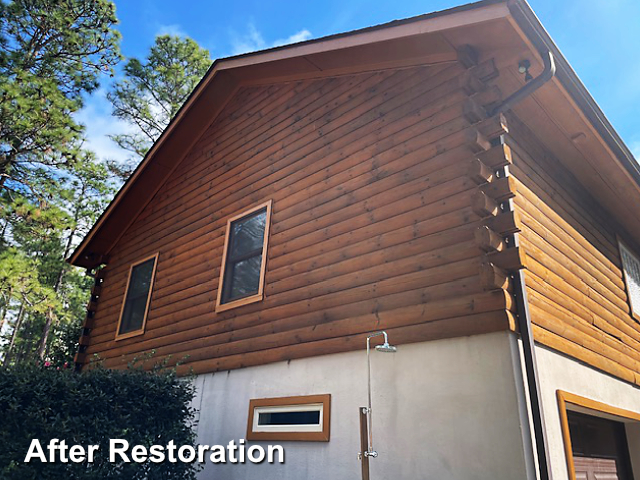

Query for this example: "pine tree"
[0,0,121,365]
[0,0,121,194]
[107,34,211,178]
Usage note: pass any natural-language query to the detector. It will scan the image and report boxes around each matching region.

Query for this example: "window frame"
[216,200,272,313]
[246,394,331,442]
[114,252,159,341]
[557,390,640,480]
[617,238,640,322]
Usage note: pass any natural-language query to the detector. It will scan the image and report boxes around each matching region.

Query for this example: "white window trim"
[252,403,324,433]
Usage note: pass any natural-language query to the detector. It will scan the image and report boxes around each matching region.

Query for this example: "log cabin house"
[69,0,640,478]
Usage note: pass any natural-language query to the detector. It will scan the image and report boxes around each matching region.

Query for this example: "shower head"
[364,331,397,459]
[367,331,397,353]
[375,342,397,353]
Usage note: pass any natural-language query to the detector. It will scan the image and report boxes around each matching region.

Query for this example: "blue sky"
[77,0,640,163]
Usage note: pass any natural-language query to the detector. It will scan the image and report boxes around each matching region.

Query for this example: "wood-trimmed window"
[115,253,158,340]
[246,394,331,442]
[216,200,272,312]
[557,390,638,480]
[618,240,640,321]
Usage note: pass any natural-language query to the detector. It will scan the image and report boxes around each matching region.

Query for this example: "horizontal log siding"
[82,64,514,374]
[507,114,640,386]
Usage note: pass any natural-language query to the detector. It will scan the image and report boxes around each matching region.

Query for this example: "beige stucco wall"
[191,331,535,479]
[535,344,640,479]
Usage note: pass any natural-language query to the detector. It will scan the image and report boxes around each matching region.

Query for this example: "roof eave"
[507,0,640,187]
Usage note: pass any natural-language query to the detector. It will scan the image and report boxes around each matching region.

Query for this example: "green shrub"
[0,364,200,480]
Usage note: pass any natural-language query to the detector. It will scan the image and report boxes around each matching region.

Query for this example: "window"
[247,394,331,442]
[619,240,640,320]
[216,200,272,312]
[115,253,158,340]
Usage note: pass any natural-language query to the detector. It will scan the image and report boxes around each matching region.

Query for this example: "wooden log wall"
[506,114,640,386]
[77,57,519,375]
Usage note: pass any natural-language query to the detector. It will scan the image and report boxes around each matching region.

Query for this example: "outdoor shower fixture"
[362,331,397,459]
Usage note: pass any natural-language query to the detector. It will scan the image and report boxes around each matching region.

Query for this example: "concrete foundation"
[535,344,640,479]
[191,331,534,479]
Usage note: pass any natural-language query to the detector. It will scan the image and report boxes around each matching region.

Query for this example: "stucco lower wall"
[535,344,640,479]
[191,331,534,479]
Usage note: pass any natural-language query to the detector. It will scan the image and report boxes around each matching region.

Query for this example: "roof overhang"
[69,0,640,268]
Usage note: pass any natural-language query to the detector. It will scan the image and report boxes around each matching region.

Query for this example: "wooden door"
[568,411,634,480]
[574,457,622,480]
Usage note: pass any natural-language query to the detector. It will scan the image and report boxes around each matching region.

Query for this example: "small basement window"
[216,200,272,312]
[247,394,330,441]
[115,253,158,340]
[619,240,640,321]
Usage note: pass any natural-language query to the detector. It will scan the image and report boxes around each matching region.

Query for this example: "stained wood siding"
[79,62,516,375]
[507,114,640,386]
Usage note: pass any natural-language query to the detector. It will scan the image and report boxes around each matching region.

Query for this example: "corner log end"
[484,246,528,271]
[475,225,506,252]
[479,262,510,291]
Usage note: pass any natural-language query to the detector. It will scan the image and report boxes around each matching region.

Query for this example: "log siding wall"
[77,57,639,387]
[507,114,640,386]
[78,61,517,374]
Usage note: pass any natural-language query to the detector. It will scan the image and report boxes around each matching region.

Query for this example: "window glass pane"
[119,296,147,335]
[620,243,640,316]
[119,258,156,335]
[226,254,262,302]
[258,410,321,426]
[229,209,266,260]
[127,259,155,298]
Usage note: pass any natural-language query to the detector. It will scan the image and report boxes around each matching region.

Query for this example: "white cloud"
[272,29,312,48]
[230,24,266,55]
[155,23,187,38]
[230,24,312,56]
[73,88,136,164]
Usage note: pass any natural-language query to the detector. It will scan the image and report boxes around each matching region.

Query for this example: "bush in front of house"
[0,364,200,480]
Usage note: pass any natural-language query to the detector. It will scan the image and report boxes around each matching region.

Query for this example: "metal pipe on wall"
[490,35,556,479]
